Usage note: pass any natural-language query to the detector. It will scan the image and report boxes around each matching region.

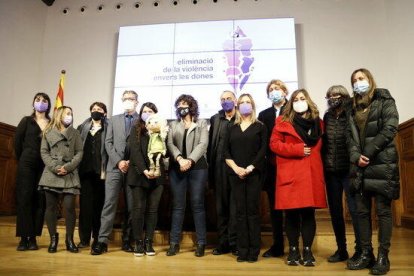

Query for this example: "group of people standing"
[14,68,399,275]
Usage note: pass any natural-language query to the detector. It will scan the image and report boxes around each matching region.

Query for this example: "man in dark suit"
[208,90,238,255]
[258,79,288,258]
[91,90,139,255]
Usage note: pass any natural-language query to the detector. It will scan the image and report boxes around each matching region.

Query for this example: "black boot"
[48,233,59,253]
[90,242,107,255]
[144,239,155,256]
[349,246,362,262]
[370,248,390,275]
[195,244,205,257]
[166,243,180,256]
[65,234,79,253]
[16,237,28,251]
[301,246,316,266]
[287,246,301,266]
[27,237,39,250]
[347,248,375,270]
[328,248,349,262]
[134,240,144,257]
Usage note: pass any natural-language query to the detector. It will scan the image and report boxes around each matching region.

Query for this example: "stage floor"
[0,216,413,275]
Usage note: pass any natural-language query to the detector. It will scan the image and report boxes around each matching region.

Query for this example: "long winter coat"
[270,116,327,210]
[348,88,399,200]
[38,126,83,189]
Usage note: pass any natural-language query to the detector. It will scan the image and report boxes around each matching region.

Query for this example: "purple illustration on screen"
[223,26,254,93]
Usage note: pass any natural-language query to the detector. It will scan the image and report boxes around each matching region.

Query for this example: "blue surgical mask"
[268,90,284,104]
[353,80,370,95]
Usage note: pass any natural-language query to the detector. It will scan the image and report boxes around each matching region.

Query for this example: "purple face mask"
[141,112,151,123]
[34,101,48,113]
[221,100,235,112]
[239,103,253,115]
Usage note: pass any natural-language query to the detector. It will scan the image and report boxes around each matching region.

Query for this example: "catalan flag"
[54,70,65,110]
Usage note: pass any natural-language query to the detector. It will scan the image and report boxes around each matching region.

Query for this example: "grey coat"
[167,119,209,163]
[39,126,83,189]
[105,112,139,172]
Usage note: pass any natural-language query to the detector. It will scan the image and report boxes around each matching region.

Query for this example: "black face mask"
[91,111,104,121]
[177,107,190,118]
[327,98,343,109]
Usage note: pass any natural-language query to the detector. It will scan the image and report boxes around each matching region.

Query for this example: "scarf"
[292,114,322,146]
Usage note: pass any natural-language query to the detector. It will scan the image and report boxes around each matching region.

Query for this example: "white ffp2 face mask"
[122,100,135,112]
[293,100,308,113]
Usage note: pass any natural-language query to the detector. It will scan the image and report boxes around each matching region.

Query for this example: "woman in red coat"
[270,89,327,267]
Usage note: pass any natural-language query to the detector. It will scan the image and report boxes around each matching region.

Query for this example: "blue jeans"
[169,169,207,245]
[325,171,360,250]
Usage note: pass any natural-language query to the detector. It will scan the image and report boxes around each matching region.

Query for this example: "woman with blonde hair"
[270,89,327,266]
[224,93,267,263]
[39,106,83,253]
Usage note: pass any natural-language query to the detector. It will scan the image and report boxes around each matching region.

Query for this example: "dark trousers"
[169,168,207,245]
[264,164,284,250]
[131,185,164,241]
[15,162,45,237]
[44,191,76,236]
[325,171,360,251]
[355,192,392,251]
[78,173,105,243]
[285,208,316,248]
[229,173,261,258]
[214,162,237,247]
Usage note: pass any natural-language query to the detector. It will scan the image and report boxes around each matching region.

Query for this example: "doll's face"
[146,115,162,132]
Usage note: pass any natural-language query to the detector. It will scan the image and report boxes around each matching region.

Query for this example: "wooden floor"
[0,216,413,275]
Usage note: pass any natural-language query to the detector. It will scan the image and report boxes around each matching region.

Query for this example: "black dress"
[14,116,46,237]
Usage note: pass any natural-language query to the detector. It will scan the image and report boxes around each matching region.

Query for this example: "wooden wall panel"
[0,123,17,215]
[397,118,414,228]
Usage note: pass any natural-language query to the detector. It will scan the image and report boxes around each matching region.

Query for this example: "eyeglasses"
[122,97,137,102]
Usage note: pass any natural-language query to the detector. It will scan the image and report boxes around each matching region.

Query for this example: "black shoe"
[121,241,134,252]
[349,247,362,262]
[91,239,98,249]
[166,243,180,256]
[17,237,28,251]
[77,240,90,248]
[230,245,239,256]
[212,244,230,255]
[134,240,144,257]
[370,249,390,275]
[287,246,301,266]
[262,245,284,258]
[328,249,349,263]
[91,242,108,255]
[48,233,59,253]
[27,237,39,250]
[195,244,205,257]
[247,256,258,263]
[237,256,247,262]
[347,248,375,270]
[144,239,155,256]
[65,235,79,253]
[301,246,316,266]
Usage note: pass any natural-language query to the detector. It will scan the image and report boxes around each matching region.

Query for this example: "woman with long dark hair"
[14,92,51,251]
[127,102,165,257]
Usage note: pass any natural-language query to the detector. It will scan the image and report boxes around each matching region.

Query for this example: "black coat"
[258,105,285,190]
[348,88,400,200]
[127,125,166,188]
[322,102,351,173]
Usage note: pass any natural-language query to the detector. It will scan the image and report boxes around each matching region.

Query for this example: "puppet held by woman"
[145,114,168,177]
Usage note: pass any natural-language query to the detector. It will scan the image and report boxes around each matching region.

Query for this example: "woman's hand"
[144,170,156,179]
[304,144,311,156]
[233,165,247,179]
[56,166,67,175]
[358,155,370,167]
